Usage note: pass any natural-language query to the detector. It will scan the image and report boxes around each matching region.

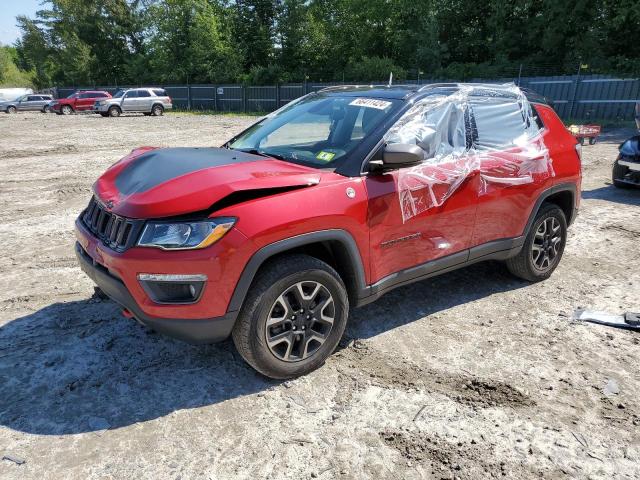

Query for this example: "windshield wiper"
[234,148,289,162]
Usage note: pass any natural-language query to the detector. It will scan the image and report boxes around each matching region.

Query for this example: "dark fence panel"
[51,74,640,121]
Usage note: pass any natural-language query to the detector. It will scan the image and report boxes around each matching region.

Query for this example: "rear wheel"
[151,104,164,116]
[7,106,17,114]
[588,137,597,145]
[108,106,121,117]
[61,105,73,115]
[232,254,349,379]
[505,204,567,282]
[612,160,631,189]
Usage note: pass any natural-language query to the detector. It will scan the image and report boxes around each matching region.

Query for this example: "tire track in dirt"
[331,340,533,410]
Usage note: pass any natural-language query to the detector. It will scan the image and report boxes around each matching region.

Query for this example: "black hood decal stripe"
[114,147,263,196]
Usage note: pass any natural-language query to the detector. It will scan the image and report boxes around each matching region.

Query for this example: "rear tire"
[588,137,596,145]
[232,254,349,379]
[612,160,631,189]
[151,104,164,116]
[61,105,73,115]
[108,106,121,117]
[505,203,567,282]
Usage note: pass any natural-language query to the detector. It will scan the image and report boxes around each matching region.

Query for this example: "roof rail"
[317,84,420,93]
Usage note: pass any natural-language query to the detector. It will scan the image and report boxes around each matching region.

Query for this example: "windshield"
[66,93,79,99]
[228,94,399,168]
[113,90,125,98]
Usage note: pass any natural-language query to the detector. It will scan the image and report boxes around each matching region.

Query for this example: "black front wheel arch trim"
[227,229,369,314]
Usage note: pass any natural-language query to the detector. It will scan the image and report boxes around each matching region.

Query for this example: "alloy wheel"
[531,217,562,271]
[265,281,335,362]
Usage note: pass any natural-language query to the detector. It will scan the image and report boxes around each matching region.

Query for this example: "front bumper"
[75,242,237,343]
[93,104,110,113]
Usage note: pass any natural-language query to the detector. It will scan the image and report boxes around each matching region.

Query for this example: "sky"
[0,0,41,46]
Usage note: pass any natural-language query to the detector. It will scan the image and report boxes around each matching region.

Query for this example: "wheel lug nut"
[291,316,295,320]
[302,326,305,330]
[293,326,296,330]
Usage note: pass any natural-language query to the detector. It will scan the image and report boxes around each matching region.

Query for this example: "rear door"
[136,89,152,111]
[470,99,552,246]
[76,93,93,111]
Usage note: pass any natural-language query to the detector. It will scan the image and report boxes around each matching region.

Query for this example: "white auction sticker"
[349,98,392,110]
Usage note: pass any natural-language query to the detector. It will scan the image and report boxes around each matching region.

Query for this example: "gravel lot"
[0,112,639,480]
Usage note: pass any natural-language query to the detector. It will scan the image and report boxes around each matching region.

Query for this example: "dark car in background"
[50,90,111,115]
[612,102,640,188]
[1,94,54,113]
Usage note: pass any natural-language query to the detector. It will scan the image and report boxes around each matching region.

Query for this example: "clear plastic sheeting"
[385,83,554,222]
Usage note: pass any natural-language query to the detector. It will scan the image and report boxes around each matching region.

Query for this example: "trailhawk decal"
[349,98,393,110]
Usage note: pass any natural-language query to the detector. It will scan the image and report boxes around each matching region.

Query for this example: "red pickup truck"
[50,90,111,114]
[75,83,581,379]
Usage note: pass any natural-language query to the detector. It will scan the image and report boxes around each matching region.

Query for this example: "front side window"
[229,94,399,168]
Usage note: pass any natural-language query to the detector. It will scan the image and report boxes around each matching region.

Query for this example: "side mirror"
[370,143,424,171]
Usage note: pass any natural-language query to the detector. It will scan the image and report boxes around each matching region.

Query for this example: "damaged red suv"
[75,83,581,378]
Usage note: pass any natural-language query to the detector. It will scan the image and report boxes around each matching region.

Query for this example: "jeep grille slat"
[81,197,144,252]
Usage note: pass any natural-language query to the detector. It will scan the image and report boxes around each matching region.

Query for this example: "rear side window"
[152,89,167,97]
[470,98,540,150]
[137,90,151,97]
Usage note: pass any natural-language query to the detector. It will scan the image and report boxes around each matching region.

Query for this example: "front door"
[121,91,138,111]
[365,167,479,283]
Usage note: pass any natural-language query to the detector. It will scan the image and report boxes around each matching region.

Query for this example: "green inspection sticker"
[316,151,336,162]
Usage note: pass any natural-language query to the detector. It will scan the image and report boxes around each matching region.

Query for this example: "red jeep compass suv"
[75,83,581,378]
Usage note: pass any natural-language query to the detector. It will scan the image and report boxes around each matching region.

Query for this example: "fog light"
[137,273,207,304]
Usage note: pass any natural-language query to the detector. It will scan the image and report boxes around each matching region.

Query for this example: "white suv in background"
[94,88,173,117]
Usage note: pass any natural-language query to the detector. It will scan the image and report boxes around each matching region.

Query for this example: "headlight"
[137,218,236,250]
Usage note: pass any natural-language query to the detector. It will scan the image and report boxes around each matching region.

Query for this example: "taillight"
[168,97,172,104]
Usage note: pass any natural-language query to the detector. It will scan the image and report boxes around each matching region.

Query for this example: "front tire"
[61,105,73,115]
[232,254,349,379]
[108,106,121,117]
[42,105,50,113]
[7,106,17,114]
[505,203,567,282]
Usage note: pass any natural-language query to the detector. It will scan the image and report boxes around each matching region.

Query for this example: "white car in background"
[0,88,34,102]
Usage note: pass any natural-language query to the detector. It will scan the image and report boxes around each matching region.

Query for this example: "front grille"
[81,197,144,251]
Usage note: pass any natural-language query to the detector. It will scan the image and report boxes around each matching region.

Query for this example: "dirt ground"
[0,112,639,480]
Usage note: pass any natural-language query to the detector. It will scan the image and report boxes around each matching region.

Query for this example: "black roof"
[319,83,549,105]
